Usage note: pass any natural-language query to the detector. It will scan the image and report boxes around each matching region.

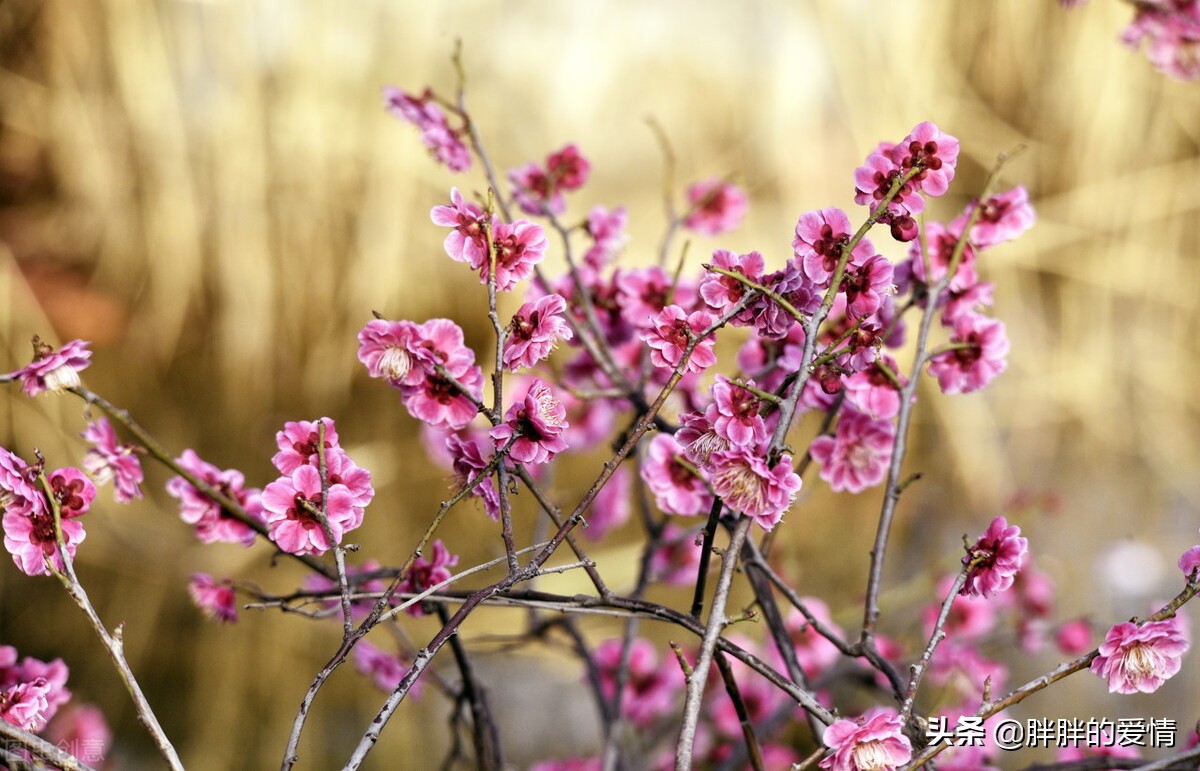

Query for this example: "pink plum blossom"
[908,221,978,294]
[547,143,591,191]
[808,411,894,494]
[509,161,565,216]
[924,574,999,640]
[894,122,960,197]
[953,186,1036,249]
[1090,619,1189,694]
[586,466,631,540]
[445,432,501,521]
[675,410,731,466]
[81,418,144,502]
[1056,619,1094,655]
[0,678,52,731]
[397,539,459,616]
[683,179,747,235]
[261,465,357,556]
[961,516,1028,598]
[854,150,924,217]
[46,468,95,520]
[594,638,679,726]
[641,434,713,517]
[648,524,704,586]
[272,418,340,475]
[794,208,875,288]
[486,219,548,291]
[430,188,489,268]
[356,319,427,387]
[928,641,1009,699]
[583,205,628,269]
[616,266,697,330]
[708,449,801,530]
[1179,545,1200,578]
[0,448,43,518]
[839,253,894,319]
[3,495,87,578]
[843,356,905,420]
[709,377,768,449]
[354,641,423,699]
[188,573,238,623]
[699,249,764,323]
[779,602,842,679]
[7,338,91,396]
[820,707,912,771]
[42,704,111,765]
[383,86,471,172]
[504,294,573,370]
[927,313,1010,395]
[1120,2,1200,80]
[166,450,263,546]
[402,362,483,431]
[490,379,569,465]
[641,305,716,374]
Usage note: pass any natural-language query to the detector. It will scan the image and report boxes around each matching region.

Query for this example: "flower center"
[851,739,891,771]
[1124,642,1159,679]
[379,347,412,381]
[717,464,766,514]
[43,364,81,393]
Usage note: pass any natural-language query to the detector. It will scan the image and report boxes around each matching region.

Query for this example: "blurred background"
[0,0,1198,768]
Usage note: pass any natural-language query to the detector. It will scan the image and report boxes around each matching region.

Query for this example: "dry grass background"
[0,0,1198,768]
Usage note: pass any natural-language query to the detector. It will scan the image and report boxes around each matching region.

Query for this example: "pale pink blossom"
[925,574,999,640]
[42,704,111,765]
[928,641,1008,699]
[708,449,801,531]
[430,188,488,267]
[7,338,91,396]
[586,466,630,540]
[683,179,747,235]
[188,573,238,622]
[0,647,70,729]
[504,294,573,370]
[820,707,912,771]
[675,410,731,466]
[356,319,426,387]
[808,412,894,494]
[1090,619,1189,693]
[81,418,144,502]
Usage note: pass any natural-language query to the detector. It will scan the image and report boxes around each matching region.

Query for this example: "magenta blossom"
[166,451,263,546]
[353,641,423,698]
[839,253,894,320]
[953,186,1036,248]
[1120,2,1200,81]
[908,221,978,293]
[490,379,569,465]
[272,418,340,475]
[708,449,801,531]
[430,188,489,268]
[586,466,631,540]
[445,432,501,521]
[383,86,471,172]
[356,319,427,387]
[808,411,895,494]
[794,208,875,288]
[402,363,484,430]
[1180,545,1200,578]
[81,418,144,502]
[616,266,697,330]
[820,707,912,771]
[583,205,628,269]
[188,573,238,623]
[961,516,1028,598]
[504,294,573,371]
[486,219,548,291]
[641,305,716,374]
[927,313,1010,395]
[509,162,565,216]
[843,356,905,420]
[854,150,924,217]
[46,467,96,520]
[683,179,747,235]
[547,144,591,190]
[699,249,764,323]
[3,507,85,577]
[8,338,91,397]
[676,410,731,466]
[894,121,960,197]
[261,465,357,556]
[0,448,43,517]
[1091,619,1189,694]
[709,377,768,449]
[0,678,52,731]
[1056,619,1094,655]
[648,524,704,586]
[594,638,679,726]
[641,434,713,517]
[397,539,459,616]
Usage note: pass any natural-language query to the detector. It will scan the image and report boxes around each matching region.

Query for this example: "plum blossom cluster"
[261,418,374,556]
[0,645,70,733]
[1113,0,1200,81]
[509,144,591,216]
[383,87,471,171]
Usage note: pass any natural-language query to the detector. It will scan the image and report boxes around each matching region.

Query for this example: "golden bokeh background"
[0,0,1198,768]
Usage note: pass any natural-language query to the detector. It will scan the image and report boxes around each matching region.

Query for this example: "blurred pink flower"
[81,418,144,502]
[7,338,91,397]
[683,179,747,235]
[809,411,894,494]
[188,573,238,623]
